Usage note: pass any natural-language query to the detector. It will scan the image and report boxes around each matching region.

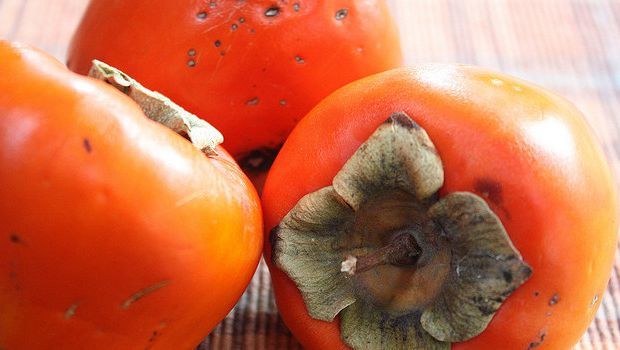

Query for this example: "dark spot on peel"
[121,280,170,309]
[144,330,160,350]
[246,97,259,106]
[534,291,540,297]
[527,332,546,349]
[196,11,207,20]
[187,59,196,68]
[265,6,280,17]
[10,233,21,244]
[239,17,245,23]
[335,8,348,20]
[83,138,92,153]
[214,40,221,48]
[294,55,305,64]
[474,178,503,205]
[548,293,559,306]
[209,1,216,8]
[386,112,419,130]
[231,23,238,31]
[293,3,300,11]
[188,48,196,56]
[149,330,159,342]
[279,99,287,106]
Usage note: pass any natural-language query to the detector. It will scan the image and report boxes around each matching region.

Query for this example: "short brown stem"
[341,233,421,275]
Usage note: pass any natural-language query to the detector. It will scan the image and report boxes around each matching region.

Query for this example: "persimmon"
[0,41,262,350]
[263,66,618,349]
[67,0,402,173]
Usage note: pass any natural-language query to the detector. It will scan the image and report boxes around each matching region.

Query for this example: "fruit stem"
[341,233,421,275]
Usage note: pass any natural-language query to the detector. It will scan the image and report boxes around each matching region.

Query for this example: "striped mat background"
[2,0,619,348]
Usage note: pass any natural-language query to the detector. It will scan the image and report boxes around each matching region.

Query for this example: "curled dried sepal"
[333,112,444,210]
[271,112,532,349]
[422,192,532,341]
[89,60,223,156]
[340,301,448,350]
[272,187,356,321]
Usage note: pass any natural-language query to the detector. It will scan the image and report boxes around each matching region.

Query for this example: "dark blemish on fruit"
[249,28,256,33]
[527,332,546,349]
[148,330,159,343]
[474,178,503,205]
[279,99,287,106]
[335,8,348,20]
[239,17,245,23]
[145,330,160,350]
[214,40,221,47]
[231,23,238,31]
[9,233,21,244]
[187,59,196,67]
[209,1,216,8]
[548,293,559,306]
[196,11,207,20]
[246,97,260,106]
[188,48,196,56]
[294,55,305,64]
[265,6,280,17]
[534,291,540,297]
[121,280,170,309]
[293,3,300,11]
[219,51,226,56]
[83,138,92,153]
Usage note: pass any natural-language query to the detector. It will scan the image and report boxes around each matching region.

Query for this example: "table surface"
[2,0,620,349]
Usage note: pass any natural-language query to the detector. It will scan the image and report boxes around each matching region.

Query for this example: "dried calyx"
[271,112,532,349]
[89,60,223,156]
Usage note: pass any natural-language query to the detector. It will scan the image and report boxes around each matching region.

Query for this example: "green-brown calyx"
[271,112,532,349]
[88,60,223,156]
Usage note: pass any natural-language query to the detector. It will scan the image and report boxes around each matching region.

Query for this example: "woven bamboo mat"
[2,0,619,349]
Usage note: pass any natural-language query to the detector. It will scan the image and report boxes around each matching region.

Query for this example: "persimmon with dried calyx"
[263,66,618,350]
[67,0,402,176]
[0,41,262,350]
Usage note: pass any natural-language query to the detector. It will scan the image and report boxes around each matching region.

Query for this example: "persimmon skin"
[262,66,618,350]
[0,41,262,350]
[67,0,402,159]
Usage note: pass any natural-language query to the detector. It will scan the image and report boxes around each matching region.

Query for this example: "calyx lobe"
[89,60,223,156]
